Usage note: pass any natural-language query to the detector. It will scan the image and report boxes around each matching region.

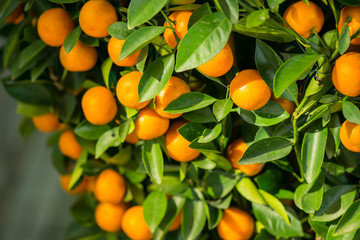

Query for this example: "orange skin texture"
[164,11,193,48]
[95,169,126,204]
[58,130,83,160]
[230,69,271,111]
[108,37,141,66]
[340,120,360,152]
[5,3,25,24]
[165,120,201,162]
[37,8,75,47]
[339,6,360,45]
[155,76,190,119]
[116,71,151,109]
[59,40,98,72]
[135,107,170,140]
[95,202,128,232]
[226,138,264,176]
[79,0,118,38]
[217,206,255,240]
[32,113,59,133]
[168,212,182,231]
[332,52,360,97]
[283,1,324,38]
[121,206,152,240]
[271,96,296,115]
[197,43,234,78]
[125,130,140,144]
[60,174,87,195]
[81,86,118,125]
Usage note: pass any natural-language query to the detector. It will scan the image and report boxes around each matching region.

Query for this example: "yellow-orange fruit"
[121,206,152,240]
[108,37,141,66]
[340,120,360,152]
[135,107,170,140]
[95,169,126,204]
[163,10,193,48]
[338,6,360,45]
[95,202,127,232]
[60,174,87,195]
[32,113,59,132]
[58,130,83,160]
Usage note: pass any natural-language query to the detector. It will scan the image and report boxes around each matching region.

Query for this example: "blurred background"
[0,85,74,240]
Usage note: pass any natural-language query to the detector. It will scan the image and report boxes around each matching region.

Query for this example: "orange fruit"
[79,0,118,38]
[197,43,233,78]
[168,212,182,231]
[58,130,83,160]
[5,3,25,24]
[155,76,190,119]
[125,130,140,144]
[230,69,271,111]
[226,138,264,176]
[165,120,201,162]
[340,120,360,152]
[163,10,193,48]
[121,206,152,240]
[37,8,75,47]
[283,1,324,39]
[116,71,151,109]
[108,37,141,66]
[95,202,128,232]
[60,174,87,195]
[332,52,360,97]
[135,107,170,140]
[59,40,98,72]
[32,113,59,133]
[217,206,254,240]
[95,169,126,204]
[81,86,118,125]
[338,6,360,45]
[271,96,296,115]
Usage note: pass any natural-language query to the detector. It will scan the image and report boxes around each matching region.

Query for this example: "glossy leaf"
[205,171,238,198]
[182,198,207,240]
[142,140,164,184]
[327,225,358,240]
[164,92,216,114]
[246,9,269,28]
[183,107,217,123]
[188,2,211,29]
[198,124,222,143]
[339,24,350,55]
[236,178,266,205]
[107,22,136,39]
[143,190,168,233]
[259,189,290,225]
[68,151,87,190]
[213,99,233,122]
[95,127,121,158]
[64,26,81,53]
[101,58,112,89]
[342,101,360,125]
[127,0,168,29]
[214,0,239,24]
[335,199,360,235]
[203,153,232,171]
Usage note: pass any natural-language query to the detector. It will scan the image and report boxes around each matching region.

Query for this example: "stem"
[292,114,304,183]
[311,28,327,48]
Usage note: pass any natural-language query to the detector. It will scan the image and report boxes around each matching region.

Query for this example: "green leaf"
[164,92,216,114]
[175,12,232,72]
[239,137,293,164]
[127,0,168,29]
[69,151,87,190]
[246,9,269,28]
[101,58,113,89]
[335,199,360,235]
[259,189,290,225]
[183,107,217,123]
[238,100,290,126]
[118,120,131,143]
[182,198,207,240]
[74,120,111,141]
[143,191,168,233]
[274,53,320,98]
[192,158,216,170]
[339,24,351,55]
[205,204,222,230]
[188,2,212,28]
[213,99,233,122]
[107,22,136,39]
[327,225,358,240]
[336,0,360,6]
[95,127,121,158]
[142,140,164,184]
[138,54,175,102]
[236,178,266,205]
[312,185,357,222]
[178,122,206,142]
[255,39,298,101]
[64,26,81,53]
[49,0,80,3]
[214,0,239,24]
[198,124,222,143]
[16,102,52,117]
[55,93,76,122]
[253,204,304,237]
[342,101,360,125]
[31,58,52,82]
[205,171,238,198]
[3,22,24,68]
[255,169,282,194]
[15,40,47,70]
[136,46,148,73]
[301,123,328,183]
[203,153,232,171]
[119,26,166,60]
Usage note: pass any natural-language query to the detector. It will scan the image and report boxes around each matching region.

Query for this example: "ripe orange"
[155,76,190,119]
[340,120,360,152]
[217,206,254,240]
[58,130,83,160]
[79,0,118,38]
[332,52,360,97]
[125,130,140,144]
[59,40,98,72]
[230,69,271,111]
[168,212,182,231]
[165,120,201,162]
[338,6,360,45]
[108,37,141,66]
[37,8,75,47]
[226,138,264,176]
[135,107,170,140]
[32,112,59,133]
[95,169,126,204]
[5,3,25,24]
[95,202,128,232]
[283,1,324,38]
[271,95,296,115]
[121,206,152,240]
[163,10,193,48]
[116,71,151,109]
[60,174,87,195]
[81,86,118,125]
[197,43,233,78]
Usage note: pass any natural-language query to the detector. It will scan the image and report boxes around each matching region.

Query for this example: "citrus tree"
[1,0,360,239]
